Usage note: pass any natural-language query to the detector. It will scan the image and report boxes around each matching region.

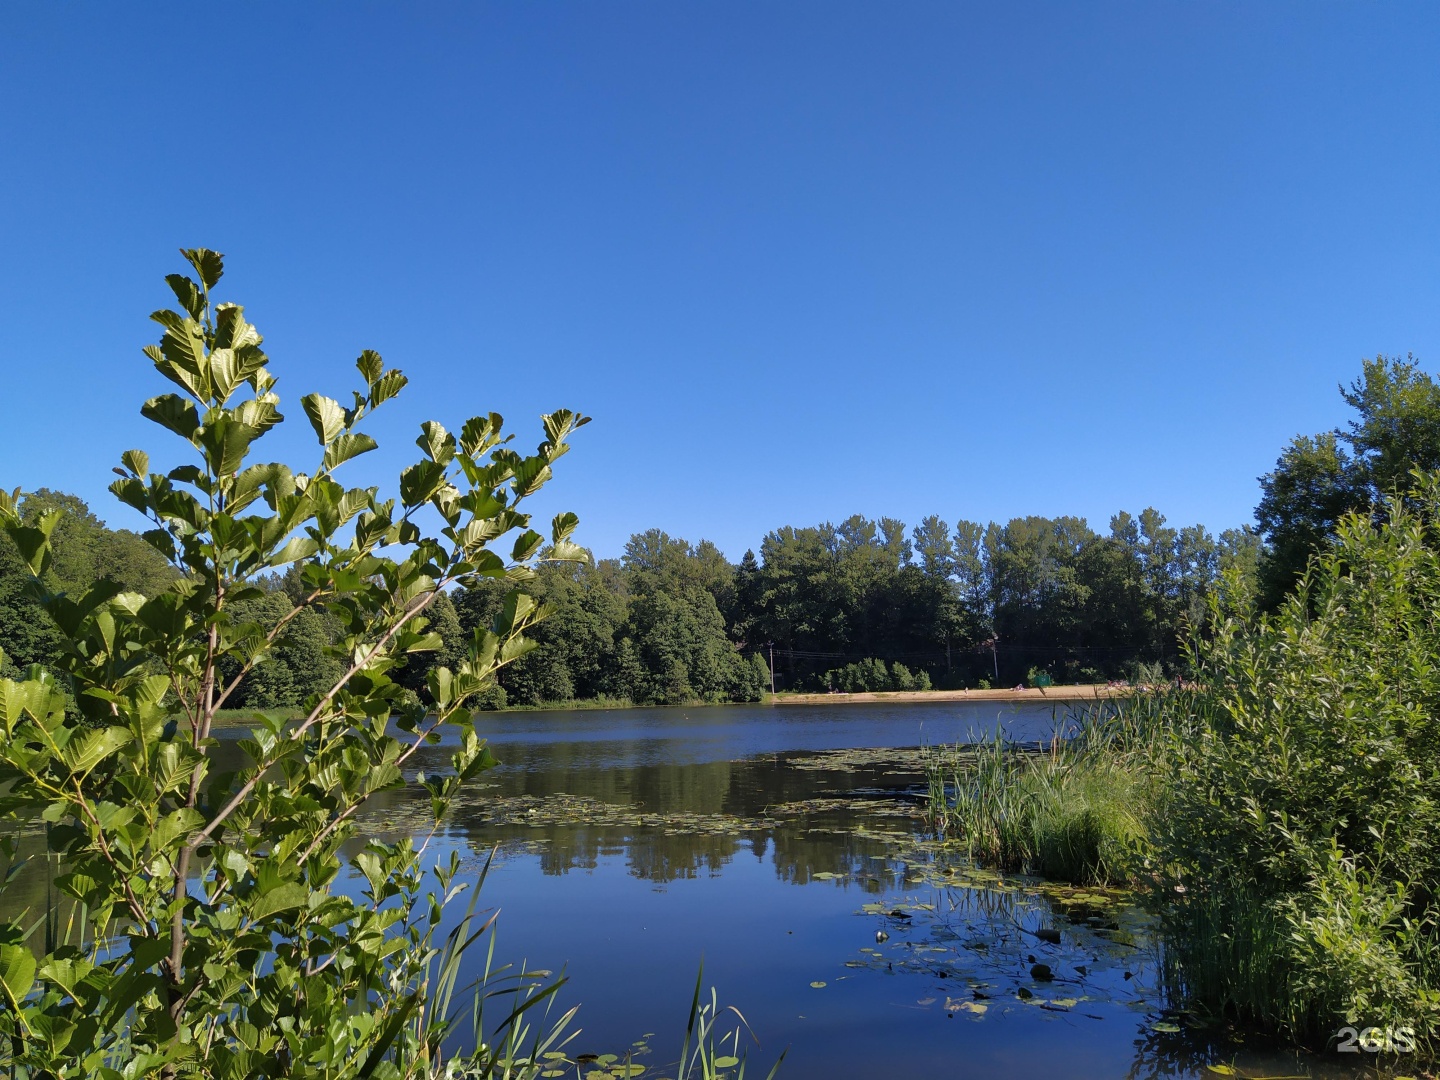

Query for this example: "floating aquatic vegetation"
[834,844,1162,1027]
[785,746,939,773]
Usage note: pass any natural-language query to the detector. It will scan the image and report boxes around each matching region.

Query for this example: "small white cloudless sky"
[1,3,1437,559]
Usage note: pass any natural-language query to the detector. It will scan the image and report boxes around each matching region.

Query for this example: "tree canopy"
[1257,354,1440,607]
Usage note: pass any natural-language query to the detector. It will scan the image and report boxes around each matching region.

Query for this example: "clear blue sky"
[2,4,1437,559]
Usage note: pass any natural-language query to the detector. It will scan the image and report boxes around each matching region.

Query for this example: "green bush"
[0,250,589,1077]
[1145,482,1440,1040]
[824,658,932,693]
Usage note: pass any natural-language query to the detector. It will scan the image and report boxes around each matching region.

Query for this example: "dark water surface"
[352,700,1406,1080]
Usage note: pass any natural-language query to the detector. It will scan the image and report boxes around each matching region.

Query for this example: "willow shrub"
[1147,483,1440,1040]
[0,249,589,1078]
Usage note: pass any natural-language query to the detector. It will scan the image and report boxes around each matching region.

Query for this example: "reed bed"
[922,704,1153,887]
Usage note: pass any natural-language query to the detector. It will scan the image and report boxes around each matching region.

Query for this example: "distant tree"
[0,490,178,682]
[911,515,956,580]
[223,589,346,710]
[725,548,763,645]
[17,488,176,596]
[1256,355,1440,607]
[1256,432,1356,608]
[0,532,63,675]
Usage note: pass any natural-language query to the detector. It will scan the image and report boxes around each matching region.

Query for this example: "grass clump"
[923,713,1148,886]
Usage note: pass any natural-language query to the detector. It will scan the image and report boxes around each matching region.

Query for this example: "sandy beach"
[769,683,1126,705]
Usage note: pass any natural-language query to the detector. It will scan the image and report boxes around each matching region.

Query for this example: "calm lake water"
[348,700,1409,1080]
[6,699,1417,1078]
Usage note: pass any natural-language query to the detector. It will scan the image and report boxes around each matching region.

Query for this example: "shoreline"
[205,683,1130,726]
[768,683,1127,705]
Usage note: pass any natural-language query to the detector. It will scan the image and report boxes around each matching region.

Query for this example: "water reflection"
[5,701,1427,1078]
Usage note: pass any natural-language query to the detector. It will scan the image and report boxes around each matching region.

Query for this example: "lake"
[3,699,1409,1078]
[337,699,1401,1080]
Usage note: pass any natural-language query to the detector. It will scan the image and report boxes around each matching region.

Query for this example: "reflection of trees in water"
[455,816,912,886]
[463,748,924,818]
[1124,1030,1226,1080]
[420,751,930,885]
[766,822,902,887]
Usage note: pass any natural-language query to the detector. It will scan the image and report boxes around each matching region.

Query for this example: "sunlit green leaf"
[301,393,347,445]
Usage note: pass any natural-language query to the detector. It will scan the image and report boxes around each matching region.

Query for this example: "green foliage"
[421,501,1245,704]
[1145,479,1440,1040]
[0,490,178,682]
[0,249,589,1077]
[450,539,765,708]
[1257,354,1440,608]
[822,658,931,693]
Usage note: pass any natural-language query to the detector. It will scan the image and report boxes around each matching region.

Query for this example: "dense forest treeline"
[0,488,1256,707]
[5,354,1437,709]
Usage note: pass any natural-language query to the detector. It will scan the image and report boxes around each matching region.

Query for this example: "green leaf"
[198,417,257,477]
[165,273,205,320]
[511,530,544,562]
[399,460,447,508]
[551,511,579,542]
[6,517,58,576]
[213,303,263,351]
[141,394,201,440]
[547,540,588,564]
[459,413,504,456]
[250,882,309,921]
[181,247,224,289]
[268,535,319,567]
[61,727,132,776]
[356,349,384,385]
[368,369,408,407]
[0,943,36,1009]
[417,421,456,465]
[510,455,551,497]
[151,808,204,852]
[323,432,378,471]
[38,956,93,999]
[301,394,347,445]
[156,319,211,399]
[356,992,421,1078]
[210,347,241,400]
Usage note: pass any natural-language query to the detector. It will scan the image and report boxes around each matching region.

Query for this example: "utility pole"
[767,642,776,696]
[991,637,999,684]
